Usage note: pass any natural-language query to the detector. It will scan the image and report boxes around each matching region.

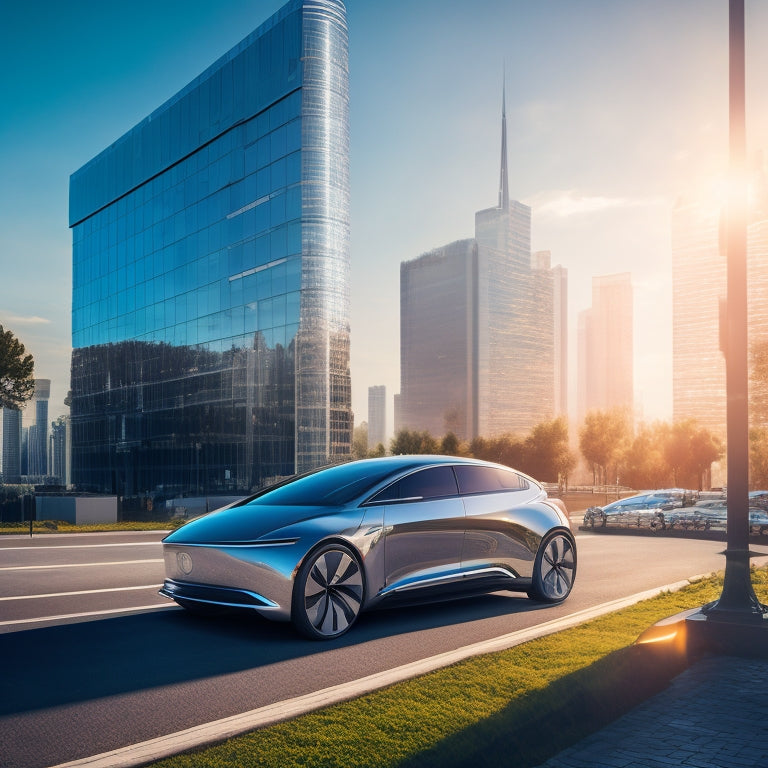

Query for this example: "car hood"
[163,503,342,545]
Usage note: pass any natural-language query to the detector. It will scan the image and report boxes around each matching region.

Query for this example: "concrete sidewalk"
[538,655,768,768]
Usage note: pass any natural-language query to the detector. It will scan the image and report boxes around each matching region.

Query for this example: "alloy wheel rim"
[304,549,363,636]
[541,535,575,599]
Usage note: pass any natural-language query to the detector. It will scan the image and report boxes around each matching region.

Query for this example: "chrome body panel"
[461,493,559,580]
[159,579,279,610]
[381,497,466,589]
[161,541,299,621]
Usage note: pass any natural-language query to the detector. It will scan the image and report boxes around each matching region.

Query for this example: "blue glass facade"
[69,0,351,501]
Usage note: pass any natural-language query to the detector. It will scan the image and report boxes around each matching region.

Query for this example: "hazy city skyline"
[4,1,768,438]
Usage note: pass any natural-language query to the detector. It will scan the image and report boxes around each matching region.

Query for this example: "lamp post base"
[637,604,768,660]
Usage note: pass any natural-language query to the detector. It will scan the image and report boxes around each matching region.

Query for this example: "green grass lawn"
[149,568,768,768]
[0,519,180,534]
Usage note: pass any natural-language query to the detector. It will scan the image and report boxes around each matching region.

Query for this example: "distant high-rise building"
[671,198,725,437]
[401,240,478,439]
[27,379,50,478]
[68,0,351,497]
[535,252,568,416]
[50,416,69,486]
[367,385,386,449]
[2,408,22,483]
[399,86,560,440]
[672,168,768,438]
[393,393,402,435]
[577,274,633,421]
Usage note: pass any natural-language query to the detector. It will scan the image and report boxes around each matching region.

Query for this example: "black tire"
[292,542,364,640]
[528,530,576,603]
[650,514,666,531]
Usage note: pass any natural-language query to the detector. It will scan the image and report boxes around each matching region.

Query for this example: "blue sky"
[1,0,766,434]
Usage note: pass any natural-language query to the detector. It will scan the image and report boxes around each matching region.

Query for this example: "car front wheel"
[292,543,364,640]
[528,531,576,603]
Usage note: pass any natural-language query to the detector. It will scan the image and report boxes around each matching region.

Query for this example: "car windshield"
[244,461,414,507]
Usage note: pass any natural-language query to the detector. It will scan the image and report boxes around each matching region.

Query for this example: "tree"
[469,434,524,468]
[579,409,631,486]
[351,422,369,460]
[687,425,723,491]
[664,419,723,490]
[522,417,576,485]
[751,336,768,427]
[750,427,768,490]
[439,431,465,456]
[390,429,438,455]
[0,325,34,411]
[620,422,672,490]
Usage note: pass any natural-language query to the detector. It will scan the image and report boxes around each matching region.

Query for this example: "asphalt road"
[1,529,764,768]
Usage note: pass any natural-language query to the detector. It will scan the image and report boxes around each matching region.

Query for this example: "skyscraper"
[27,379,50,478]
[671,197,724,436]
[400,240,478,439]
[672,167,768,438]
[367,385,386,449]
[2,407,22,483]
[69,0,351,498]
[577,274,633,422]
[50,416,69,486]
[536,252,568,417]
[399,86,559,440]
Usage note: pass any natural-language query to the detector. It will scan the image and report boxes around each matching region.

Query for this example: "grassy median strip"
[150,568,768,768]
[0,520,179,534]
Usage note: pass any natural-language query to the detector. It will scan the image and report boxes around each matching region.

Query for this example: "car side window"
[454,465,526,495]
[368,466,459,503]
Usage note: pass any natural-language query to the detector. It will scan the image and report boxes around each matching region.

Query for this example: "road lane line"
[0,559,163,571]
[0,585,160,601]
[0,542,162,551]
[49,576,711,768]
[0,603,173,628]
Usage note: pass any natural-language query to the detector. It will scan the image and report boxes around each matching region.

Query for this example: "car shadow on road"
[0,592,550,717]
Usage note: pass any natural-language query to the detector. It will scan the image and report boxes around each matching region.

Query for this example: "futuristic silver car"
[159,456,576,639]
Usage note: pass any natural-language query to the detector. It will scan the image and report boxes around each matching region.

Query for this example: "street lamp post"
[635,0,767,658]
[704,0,766,622]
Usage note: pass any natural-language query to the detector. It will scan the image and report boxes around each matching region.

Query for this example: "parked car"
[665,502,728,530]
[750,508,768,535]
[665,501,768,535]
[160,455,576,639]
[749,490,768,511]
[584,489,698,530]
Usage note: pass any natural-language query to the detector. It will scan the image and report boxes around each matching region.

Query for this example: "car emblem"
[177,552,193,575]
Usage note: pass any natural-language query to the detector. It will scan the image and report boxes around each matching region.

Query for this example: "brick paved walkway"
[538,655,768,768]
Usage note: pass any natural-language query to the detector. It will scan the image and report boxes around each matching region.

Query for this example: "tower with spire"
[399,79,565,441]
[499,74,509,211]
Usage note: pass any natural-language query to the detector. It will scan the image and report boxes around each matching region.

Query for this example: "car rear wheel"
[528,531,576,603]
[292,543,364,640]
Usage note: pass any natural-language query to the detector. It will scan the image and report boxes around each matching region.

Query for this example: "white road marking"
[0,603,173,628]
[0,559,163,571]
[0,585,161,601]
[50,577,709,768]
[0,542,162,551]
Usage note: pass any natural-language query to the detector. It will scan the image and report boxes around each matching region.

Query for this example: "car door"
[373,465,465,593]
[457,464,546,580]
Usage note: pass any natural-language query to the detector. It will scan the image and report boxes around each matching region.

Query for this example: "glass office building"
[672,169,768,440]
[400,240,479,440]
[69,0,351,499]
[2,407,22,484]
